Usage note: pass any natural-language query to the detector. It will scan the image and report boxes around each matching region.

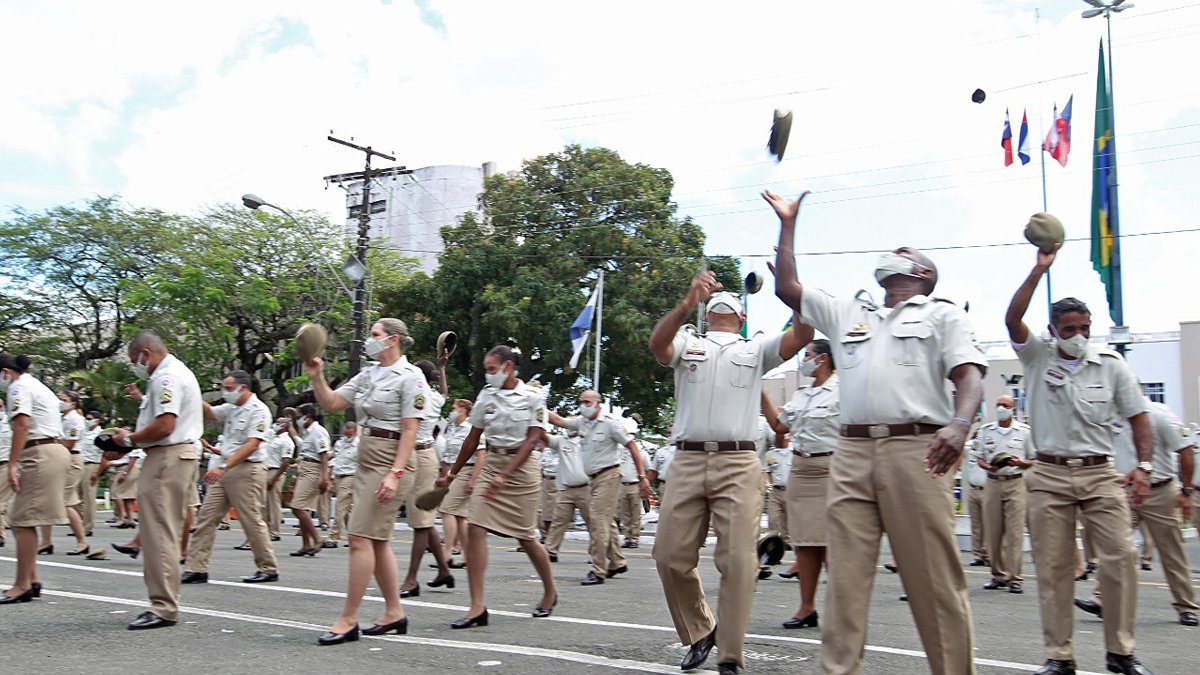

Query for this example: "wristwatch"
[1182,486,1195,496]
[391,466,405,478]
[1136,461,1153,474]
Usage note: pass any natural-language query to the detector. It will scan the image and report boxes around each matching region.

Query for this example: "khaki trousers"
[823,436,975,675]
[263,472,283,537]
[330,474,355,541]
[1132,518,1154,565]
[74,462,99,531]
[317,483,331,527]
[545,485,591,556]
[138,445,197,622]
[767,486,789,546]
[187,463,277,575]
[617,482,643,543]
[966,484,987,561]
[0,461,11,541]
[653,449,761,669]
[587,467,625,576]
[1130,481,1198,613]
[1026,461,1136,660]
[984,476,1027,582]
[539,477,557,525]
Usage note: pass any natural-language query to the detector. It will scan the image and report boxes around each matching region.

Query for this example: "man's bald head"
[128,331,167,357]
[996,395,1015,409]
[579,390,601,405]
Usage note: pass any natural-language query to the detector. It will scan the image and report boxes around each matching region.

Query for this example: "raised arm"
[303,357,352,412]
[763,190,810,311]
[649,272,719,366]
[1005,244,1058,345]
[778,312,813,361]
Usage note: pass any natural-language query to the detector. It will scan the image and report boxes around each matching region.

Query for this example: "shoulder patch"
[159,388,173,405]
[159,377,172,388]
[256,420,266,433]
[536,409,545,423]
[414,394,425,410]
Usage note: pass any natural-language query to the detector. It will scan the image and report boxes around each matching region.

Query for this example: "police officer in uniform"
[181,370,279,584]
[646,427,676,493]
[617,438,652,548]
[34,390,89,556]
[1,354,69,604]
[971,396,1034,594]
[544,430,592,563]
[399,359,453,597]
[0,413,12,548]
[439,399,482,567]
[548,391,649,585]
[289,403,330,555]
[327,422,359,547]
[1005,244,1155,675]
[263,417,293,542]
[1075,401,1199,626]
[112,332,203,629]
[78,410,103,535]
[649,274,806,675]
[760,421,792,557]
[768,189,986,675]
[536,422,561,541]
[963,437,990,569]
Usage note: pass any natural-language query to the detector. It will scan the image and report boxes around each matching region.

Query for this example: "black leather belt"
[365,426,402,440]
[415,442,433,450]
[988,473,1023,481]
[969,484,985,491]
[622,481,639,485]
[772,484,787,491]
[792,449,834,458]
[676,441,755,452]
[69,450,81,455]
[840,423,940,438]
[1151,478,1174,489]
[487,445,520,455]
[24,438,59,449]
[301,457,321,463]
[588,464,619,478]
[1036,453,1110,467]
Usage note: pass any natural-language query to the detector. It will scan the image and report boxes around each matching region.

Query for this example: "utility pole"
[323,135,404,382]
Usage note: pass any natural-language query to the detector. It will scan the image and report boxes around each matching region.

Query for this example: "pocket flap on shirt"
[730,352,759,368]
[1081,387,1112,403]
[891,322,932,339]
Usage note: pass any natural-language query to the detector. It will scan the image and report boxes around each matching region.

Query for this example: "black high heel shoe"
[37,544,54,555]
[317,623,360,645]
[67,545,90,557]
[362,617,408,636]
[427,573,455,589]
[113,543,140,559]
[0,588,36,605]
[782,610,819,629]
[450,609,488,629]
[399,585,420,598]
[532,595,558,618]
[31,582,41,598]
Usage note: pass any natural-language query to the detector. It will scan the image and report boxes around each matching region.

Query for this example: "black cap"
[971,88,986,104]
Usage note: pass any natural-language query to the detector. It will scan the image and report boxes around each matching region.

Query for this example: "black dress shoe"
[621,540,638,548]
[1074,598,1102,617]
[1140,563,1152,572]
[317,623,360,645]
[782,611,818,629]
[1009,582,1024,594]
[1033,659,1076,674]
[128,611,176,630]
[899,594,908,602]
[717,663,740,675]
[983,579,1008,590]
[37,544,53,555]
[289,549,309,557]
[180,571,208,584]
[270,535,281,542]
[884,562,899,573]
[31,582,42,598]
[581,571,605,586]
[242,571,279,584]
[757,567,773,580]
[427,573,455,589]
[1180,611,1199,626]
[85,530,93,537]
[0,588,35,604]
[233,544,252,551]
[532,595,558,618]
[399,585,420,598]
[969,558,990,567]
[778,570,799,580]
[448,560,466,569]
[322,541,338,549]
[450,609,488,629]
[681,625,717,671]
[1105,652,1153,675]
[605,565,628,578]
[362,617,408,635]
[1075,570,1091,581]
[113,543,140,559]
[547,554,557,563]
[218,524,230,531]
[67,545,91,557]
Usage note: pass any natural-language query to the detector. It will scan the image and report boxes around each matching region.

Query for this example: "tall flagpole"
[593,269,604,391]
[1035,7,1053,317]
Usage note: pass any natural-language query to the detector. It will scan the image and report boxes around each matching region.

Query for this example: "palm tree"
[69,360,140,425]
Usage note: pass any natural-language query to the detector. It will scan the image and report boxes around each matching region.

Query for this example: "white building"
[332,163,494,274]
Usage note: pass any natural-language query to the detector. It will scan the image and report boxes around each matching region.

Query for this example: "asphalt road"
[2,516,1197,674]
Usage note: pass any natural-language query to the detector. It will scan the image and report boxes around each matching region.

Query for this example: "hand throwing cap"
[1024,212,1065,253]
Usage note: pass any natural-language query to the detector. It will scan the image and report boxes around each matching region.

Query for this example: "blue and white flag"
[568,284,600,369]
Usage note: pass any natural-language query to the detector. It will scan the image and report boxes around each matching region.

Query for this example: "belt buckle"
[703,441,719,453]
[799,451,811,458]
[1066,458,1083,467]
[867,424,889,439]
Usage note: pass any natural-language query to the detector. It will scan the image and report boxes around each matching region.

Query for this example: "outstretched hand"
[1036,243,1060,270]
[762,190,811,222]
[685,271,721,310]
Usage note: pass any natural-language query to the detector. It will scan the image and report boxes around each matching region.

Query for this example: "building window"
[348,200,387,218]
[1141,382,1165,404]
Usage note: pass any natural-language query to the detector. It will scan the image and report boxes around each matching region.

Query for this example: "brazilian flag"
[1090,40,1116,322]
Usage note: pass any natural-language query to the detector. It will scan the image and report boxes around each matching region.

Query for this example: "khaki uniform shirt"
[264,432,294,470]
[6,374,64,441]
[61,410,86,450]
[443,421,480,465]
[334,356,427,432]
[1144,402,1193,483]
[555,435,590,489]
[652,444,677,481]
[667,329,786,441]
[565,412,633,475]
[330,436,359,476]
[1015,337,1149,457]
[296,424,331,462]
[468,382,547,449]
[969,422,1035,477]
[800,291,986,425]
[417,391,447,445]
[211,395,272,466]
[135,354,203,453]
[763,446,792,487]
[619,445,651,483]
[783,375,841,455]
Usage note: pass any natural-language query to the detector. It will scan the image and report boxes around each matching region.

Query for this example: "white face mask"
[448,410,462,425]
[87,418,100,429]
[1052,330,1089,359]
[485,367,509,389]
[59,400,74,412]
[874,252,927,286]
[131,353,151,380]
[799,356,819,377]
[0,371,10,392]
[221,386,243,405]
[578,403,598,419]
[996,407,1013,422]
[363,336,390,358]
[274,423,288,434]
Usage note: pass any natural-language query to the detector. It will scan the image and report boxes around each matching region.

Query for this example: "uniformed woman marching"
[438,345,558,628]
[305,318,425,645]
[763,339,839,629]
[1,354,69,604]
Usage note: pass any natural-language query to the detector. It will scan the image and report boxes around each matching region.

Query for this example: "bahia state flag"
[1043,96,1073,167]
[1001,109,1014,166]
[1017,109,1031,165]
[568,282,600,369]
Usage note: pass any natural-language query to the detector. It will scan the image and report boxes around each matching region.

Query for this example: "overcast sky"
[2,0,1197,345]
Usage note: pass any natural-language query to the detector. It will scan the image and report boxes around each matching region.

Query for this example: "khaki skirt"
[467,450,540,540]
[110,462,140,500]
[405,446,439,529]
[786,453,832,547]
[10,442,70,527]
[347,435,416,541]
[62,452,84,508]
[289,459,324,511]
[439,465,476,518]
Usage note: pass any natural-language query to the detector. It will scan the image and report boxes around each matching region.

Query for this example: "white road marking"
[3,556,1104,673]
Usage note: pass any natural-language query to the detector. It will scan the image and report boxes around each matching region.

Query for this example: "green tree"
[378,145,738,429]
[68,360,140,426]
